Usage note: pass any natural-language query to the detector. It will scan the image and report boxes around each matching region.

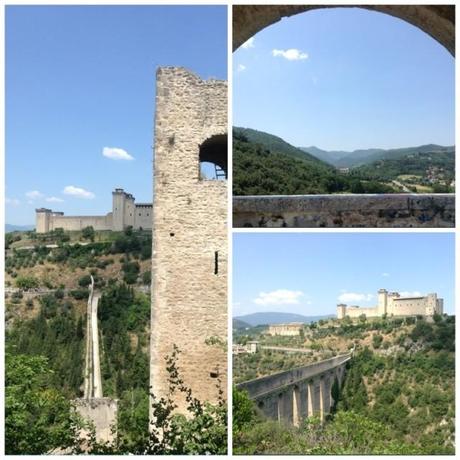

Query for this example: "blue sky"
[6,5,227,225]
[233,233,455,317]
[233,7,455,151]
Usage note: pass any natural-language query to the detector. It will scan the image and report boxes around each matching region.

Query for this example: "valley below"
[233,127,455,196]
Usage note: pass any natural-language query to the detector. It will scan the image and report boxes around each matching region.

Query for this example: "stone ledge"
[233,194,455,228]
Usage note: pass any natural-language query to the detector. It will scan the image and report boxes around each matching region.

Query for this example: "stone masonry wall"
[134,205,153,230]
[49,214,113,231]
[150,67,227,418]
[74,398,117,443]
[233,194,455,228]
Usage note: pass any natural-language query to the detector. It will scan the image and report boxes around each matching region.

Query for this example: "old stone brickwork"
[35,188,152,233]
[233,5,454,56]
[74,398,118,443]
[267,323,303,336]
[233,194,455,228]
[150,67,227,418]
[337,289,444,319]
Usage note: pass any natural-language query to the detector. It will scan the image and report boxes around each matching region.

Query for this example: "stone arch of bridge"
[233,5,455,56]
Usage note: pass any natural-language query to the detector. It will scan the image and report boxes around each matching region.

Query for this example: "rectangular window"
[214,251,218,275]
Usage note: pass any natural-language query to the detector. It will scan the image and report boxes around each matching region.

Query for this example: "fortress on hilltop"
[337,289,443,319]
[35,188,152,233]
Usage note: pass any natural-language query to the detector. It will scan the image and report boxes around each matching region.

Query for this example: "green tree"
[233,387,257,431]
[81,226,95,242]
[5,353,80,454]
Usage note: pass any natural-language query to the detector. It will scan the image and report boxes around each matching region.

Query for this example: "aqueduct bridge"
[237,354,351,425]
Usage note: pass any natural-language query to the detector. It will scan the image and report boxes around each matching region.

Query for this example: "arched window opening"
[199,134,227,180]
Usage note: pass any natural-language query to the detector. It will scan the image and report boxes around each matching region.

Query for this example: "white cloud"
[25,190,44,200]
[382,272,390,277]
[400,291,422,298]
[237,64,246,72]
[241,37,255,49]
[102,147,134,161]
[46,196,64,203]
[338,292,374,304]
[6,197,20,206]
[63,185,95,199]
[272,48,308,61]
[254,289,304,306]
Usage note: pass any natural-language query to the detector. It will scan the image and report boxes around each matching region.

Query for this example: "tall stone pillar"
[292,386,301,427]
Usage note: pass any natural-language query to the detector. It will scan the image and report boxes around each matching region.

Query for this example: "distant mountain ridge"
[234,312,335,327]
[5,224,35,233]
[234,127,332,168]
[233,127,395,195]
[300,144,455,168]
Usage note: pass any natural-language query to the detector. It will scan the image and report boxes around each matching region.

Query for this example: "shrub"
[372,334,383,349]
[15,276,39,290]
[54,289,65,299]
[70,288,89,300]
[78,275,92,287]
[142,271,151,285]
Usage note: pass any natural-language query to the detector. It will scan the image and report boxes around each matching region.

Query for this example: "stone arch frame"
[232,5,455,228]
[198,131,228,180]
[233,5,455,56]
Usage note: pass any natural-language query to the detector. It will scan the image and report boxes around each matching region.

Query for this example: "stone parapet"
[233,194,455,228]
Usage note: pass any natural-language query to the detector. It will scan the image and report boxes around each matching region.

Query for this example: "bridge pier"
[292,385,301,427]
[278,390,293,424]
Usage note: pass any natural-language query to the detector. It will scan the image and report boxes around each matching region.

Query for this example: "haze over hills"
[5,224,35,233]
[234,312,335,327]
[300,144,455,168]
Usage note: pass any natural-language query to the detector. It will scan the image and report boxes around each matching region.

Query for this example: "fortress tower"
[336,304,347,320]
[377,289,388,316]
[149,67,227,419]
[112,189,136,231]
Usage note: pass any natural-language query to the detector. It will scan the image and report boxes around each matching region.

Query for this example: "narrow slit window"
[214,251,218,275]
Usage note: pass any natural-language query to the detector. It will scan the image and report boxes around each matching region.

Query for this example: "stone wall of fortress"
[46,214,113,232]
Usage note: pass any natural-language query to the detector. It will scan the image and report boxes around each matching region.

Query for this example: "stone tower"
[336,304,346,320]
[112,189,126,231]
[35,208,52,233]
[377,289,388,316]
[112,188,136,231]
[150,67,227,419]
